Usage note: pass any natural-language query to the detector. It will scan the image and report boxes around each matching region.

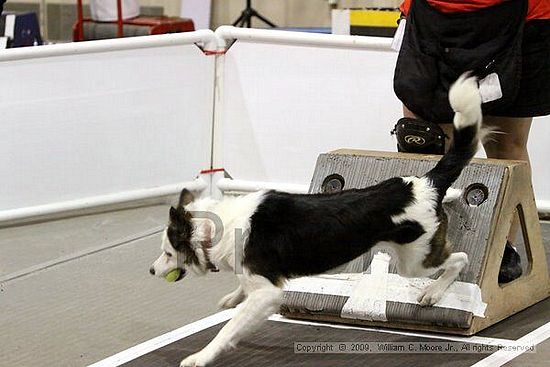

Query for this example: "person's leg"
[482,116,532,163]
[483,116,532,283]
[404,107,533,162]
[482,116,532,240]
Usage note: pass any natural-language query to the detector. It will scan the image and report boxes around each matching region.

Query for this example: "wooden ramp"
[281,149,550,335]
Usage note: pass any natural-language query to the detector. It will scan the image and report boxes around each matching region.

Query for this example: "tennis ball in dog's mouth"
[164,268,181,282]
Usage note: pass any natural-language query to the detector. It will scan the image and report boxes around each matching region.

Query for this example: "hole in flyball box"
[464,183,489,207]
[321,174,345,194]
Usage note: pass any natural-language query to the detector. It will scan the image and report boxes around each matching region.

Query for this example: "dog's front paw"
[218,295,236,309]
[180,350,214,367]
[417,283,445,306]
[217,292,242,309]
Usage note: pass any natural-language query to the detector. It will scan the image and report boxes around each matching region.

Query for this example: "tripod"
[232,0,277,28]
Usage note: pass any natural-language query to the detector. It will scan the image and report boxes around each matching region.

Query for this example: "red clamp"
[204,50,227,56]
[200,168,226,175]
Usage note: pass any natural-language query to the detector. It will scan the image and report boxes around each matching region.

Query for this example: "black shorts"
[488,19,550,118]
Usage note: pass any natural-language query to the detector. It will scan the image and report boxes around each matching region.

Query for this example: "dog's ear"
[169,206,178,223]
[178,188,195,208]
[170,205,191,224]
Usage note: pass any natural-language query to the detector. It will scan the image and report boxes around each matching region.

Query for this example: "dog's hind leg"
[180,273,283,367]
[217,285,245,309]
[418,251,469,306]
[401,208,468,306]
[394,211,469,307]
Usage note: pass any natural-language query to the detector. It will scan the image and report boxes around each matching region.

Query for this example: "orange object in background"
[73,0,194,41]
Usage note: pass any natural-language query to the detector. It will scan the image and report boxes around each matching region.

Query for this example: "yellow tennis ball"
[164,268,181,282]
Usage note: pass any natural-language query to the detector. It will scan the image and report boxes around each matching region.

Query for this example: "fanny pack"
[394,0,527,123]
[391,117,447,154]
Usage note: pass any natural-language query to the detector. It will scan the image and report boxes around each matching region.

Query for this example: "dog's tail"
[425,73,482,198]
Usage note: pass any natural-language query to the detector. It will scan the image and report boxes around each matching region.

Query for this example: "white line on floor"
[269,314,515,346]
[0,226,164,283]
[87,308,237,367]
[470,321,550,367]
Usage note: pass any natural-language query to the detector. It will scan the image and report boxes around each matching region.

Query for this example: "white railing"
[214,25,392,50]
[0,179,207,226]
[0,29,217,61]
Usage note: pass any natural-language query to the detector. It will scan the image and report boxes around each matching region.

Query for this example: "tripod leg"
[232,12,245,26]
[252,10,277,28]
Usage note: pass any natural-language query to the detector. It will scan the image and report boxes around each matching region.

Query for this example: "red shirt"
[400,0,550,20]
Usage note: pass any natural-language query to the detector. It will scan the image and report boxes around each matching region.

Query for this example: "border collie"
[150,74,482,367]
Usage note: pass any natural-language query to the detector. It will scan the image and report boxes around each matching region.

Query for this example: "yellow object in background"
[332,9,400,37]
[350,10,401,28]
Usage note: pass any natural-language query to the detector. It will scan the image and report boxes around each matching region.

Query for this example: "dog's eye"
[165,252,173,258]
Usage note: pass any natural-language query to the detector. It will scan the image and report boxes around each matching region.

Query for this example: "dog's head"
[149,189,207,282]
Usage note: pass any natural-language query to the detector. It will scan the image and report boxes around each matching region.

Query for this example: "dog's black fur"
[244,179,425,284]
[243,116,479,286]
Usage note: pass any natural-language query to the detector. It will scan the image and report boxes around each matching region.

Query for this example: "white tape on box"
[341,252,390,321]
[284,252,487,318]
[284,275,357,297]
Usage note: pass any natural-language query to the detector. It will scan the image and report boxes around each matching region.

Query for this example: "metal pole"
[76,0,84,41]
[40,0,48,41]
[117,0,124,37]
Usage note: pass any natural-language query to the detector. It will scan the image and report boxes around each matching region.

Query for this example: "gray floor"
[0,207,548,367]
[0,206,238,367]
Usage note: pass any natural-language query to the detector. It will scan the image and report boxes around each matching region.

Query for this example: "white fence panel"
[216,28,550,209]
[0,33,215,219]
[217,34,401,186]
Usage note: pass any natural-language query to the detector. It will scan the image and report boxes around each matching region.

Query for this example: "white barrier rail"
[216,178,308,194]
[0,30,217,62]
[214,25,392,50]
[0,179,206,226]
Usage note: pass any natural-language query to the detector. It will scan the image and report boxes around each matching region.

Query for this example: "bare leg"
[403,109,533,161]
[181,274,283,367]
[483,116,532,246]
[482,116,532,163]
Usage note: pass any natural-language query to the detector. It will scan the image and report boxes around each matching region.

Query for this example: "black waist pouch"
[394,0,527,123]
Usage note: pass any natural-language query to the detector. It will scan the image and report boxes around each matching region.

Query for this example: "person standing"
[392,0,550,283]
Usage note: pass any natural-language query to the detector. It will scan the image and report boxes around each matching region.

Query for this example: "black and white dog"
[150,74,482,367]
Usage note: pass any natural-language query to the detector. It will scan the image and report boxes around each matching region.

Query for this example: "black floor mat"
[122,320,492,367]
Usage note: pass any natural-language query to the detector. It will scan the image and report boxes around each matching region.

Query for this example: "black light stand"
[232,0,277,28]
